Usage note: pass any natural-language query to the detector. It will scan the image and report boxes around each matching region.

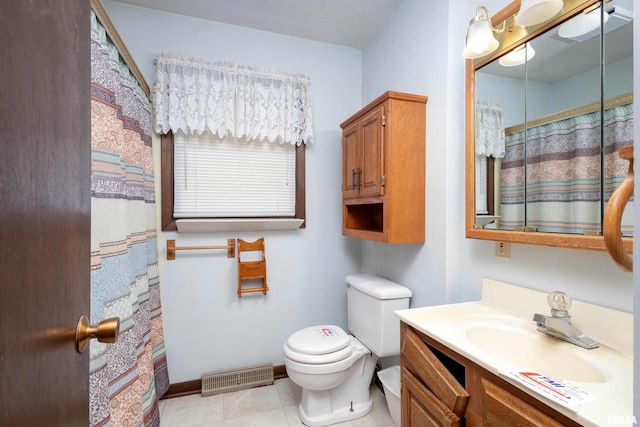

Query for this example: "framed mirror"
[465,0,634,251]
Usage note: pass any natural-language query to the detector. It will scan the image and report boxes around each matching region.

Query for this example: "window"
[475,102,503,217]
[153,55,312,231]
[475,156,495,215]
[161,131,305,231]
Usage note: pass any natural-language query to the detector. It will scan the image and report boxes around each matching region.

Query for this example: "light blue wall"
[102,1,363,383]
[555,56,633,110]
[476,72,571,127]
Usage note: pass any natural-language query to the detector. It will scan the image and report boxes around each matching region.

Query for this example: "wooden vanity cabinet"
[400,323,582,427]
[340,91,427,243]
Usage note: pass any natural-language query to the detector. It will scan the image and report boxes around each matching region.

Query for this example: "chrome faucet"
[533,291,599,349]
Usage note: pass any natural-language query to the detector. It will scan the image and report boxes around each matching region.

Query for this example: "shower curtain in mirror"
[501,102,634,234]
[90,10,169,427]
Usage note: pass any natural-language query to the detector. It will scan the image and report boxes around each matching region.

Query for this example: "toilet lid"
[286,325,351,357]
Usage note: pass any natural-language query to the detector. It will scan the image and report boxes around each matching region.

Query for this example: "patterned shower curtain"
[501,103,634,234]
[90,9,169,427]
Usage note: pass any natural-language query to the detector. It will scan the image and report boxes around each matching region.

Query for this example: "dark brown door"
[0,1,91,426]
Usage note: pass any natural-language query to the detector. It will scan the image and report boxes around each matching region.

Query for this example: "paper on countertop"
[500,370,599,411]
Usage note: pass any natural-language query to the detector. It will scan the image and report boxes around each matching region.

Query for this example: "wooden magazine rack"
[237,238,269,297]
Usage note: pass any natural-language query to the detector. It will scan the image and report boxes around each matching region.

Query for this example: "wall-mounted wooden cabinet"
[340,91,427,243]
[400,323,582,427]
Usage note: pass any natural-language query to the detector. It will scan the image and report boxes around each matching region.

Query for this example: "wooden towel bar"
[166,239,236,260]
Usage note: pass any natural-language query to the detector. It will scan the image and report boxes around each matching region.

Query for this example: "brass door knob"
[75,315,120,353]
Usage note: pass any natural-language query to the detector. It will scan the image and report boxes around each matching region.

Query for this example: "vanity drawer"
[401,366,460,427]
[481,378,565,427]
[402,327,469,416]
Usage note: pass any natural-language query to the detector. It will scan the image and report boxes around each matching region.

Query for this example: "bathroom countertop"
[395,279,634,427]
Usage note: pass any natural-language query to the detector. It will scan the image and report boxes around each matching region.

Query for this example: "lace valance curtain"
[153,53,314,145]
[475,101,505,158]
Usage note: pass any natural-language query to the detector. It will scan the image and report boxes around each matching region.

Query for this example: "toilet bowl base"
[292,352,378,426]
[297,397,373,427]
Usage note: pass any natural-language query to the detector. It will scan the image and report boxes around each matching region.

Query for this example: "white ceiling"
[109,0,406,49]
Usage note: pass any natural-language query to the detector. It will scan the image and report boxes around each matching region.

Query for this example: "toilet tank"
[346,274,412,357]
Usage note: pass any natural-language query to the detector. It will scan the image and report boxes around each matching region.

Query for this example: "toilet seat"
[284,325,353,364]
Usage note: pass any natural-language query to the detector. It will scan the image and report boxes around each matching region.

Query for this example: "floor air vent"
[202,364,274,396]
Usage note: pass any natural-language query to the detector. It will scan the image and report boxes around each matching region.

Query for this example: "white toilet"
[283,274,412,426]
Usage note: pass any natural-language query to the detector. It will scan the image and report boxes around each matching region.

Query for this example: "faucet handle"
[548,291,571,318]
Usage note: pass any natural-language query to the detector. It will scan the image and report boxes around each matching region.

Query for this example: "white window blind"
[475,155,489,214]
[174,132,296,218]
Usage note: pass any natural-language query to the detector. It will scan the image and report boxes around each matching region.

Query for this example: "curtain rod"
[155,53,310,81]
[91,0,150,98]
[505,92,633,136]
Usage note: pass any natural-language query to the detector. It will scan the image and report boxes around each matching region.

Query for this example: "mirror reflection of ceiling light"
[558,7,609,39]
[499,42,536,66]
[463,6,503,59]
[516,0,564,27]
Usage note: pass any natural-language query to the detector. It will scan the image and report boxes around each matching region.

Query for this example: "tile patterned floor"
[159,378,396,427]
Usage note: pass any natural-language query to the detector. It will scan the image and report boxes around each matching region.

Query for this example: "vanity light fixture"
[558,6,609,39]
[499,42,536,67]
[516,0,563,27]
[463,6,506,59]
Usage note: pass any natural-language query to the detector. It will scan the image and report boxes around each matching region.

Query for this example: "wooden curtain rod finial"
[166,239,236,260]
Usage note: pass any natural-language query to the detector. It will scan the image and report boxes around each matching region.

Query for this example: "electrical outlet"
[495,241,511,258]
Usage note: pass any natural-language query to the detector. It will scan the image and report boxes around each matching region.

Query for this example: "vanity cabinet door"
[401,366,460,427]
[402,327,469,416]
[400,324,469,426]
[481,378,566,427]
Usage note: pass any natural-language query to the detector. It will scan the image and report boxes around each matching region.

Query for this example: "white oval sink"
[466,326,609,383]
